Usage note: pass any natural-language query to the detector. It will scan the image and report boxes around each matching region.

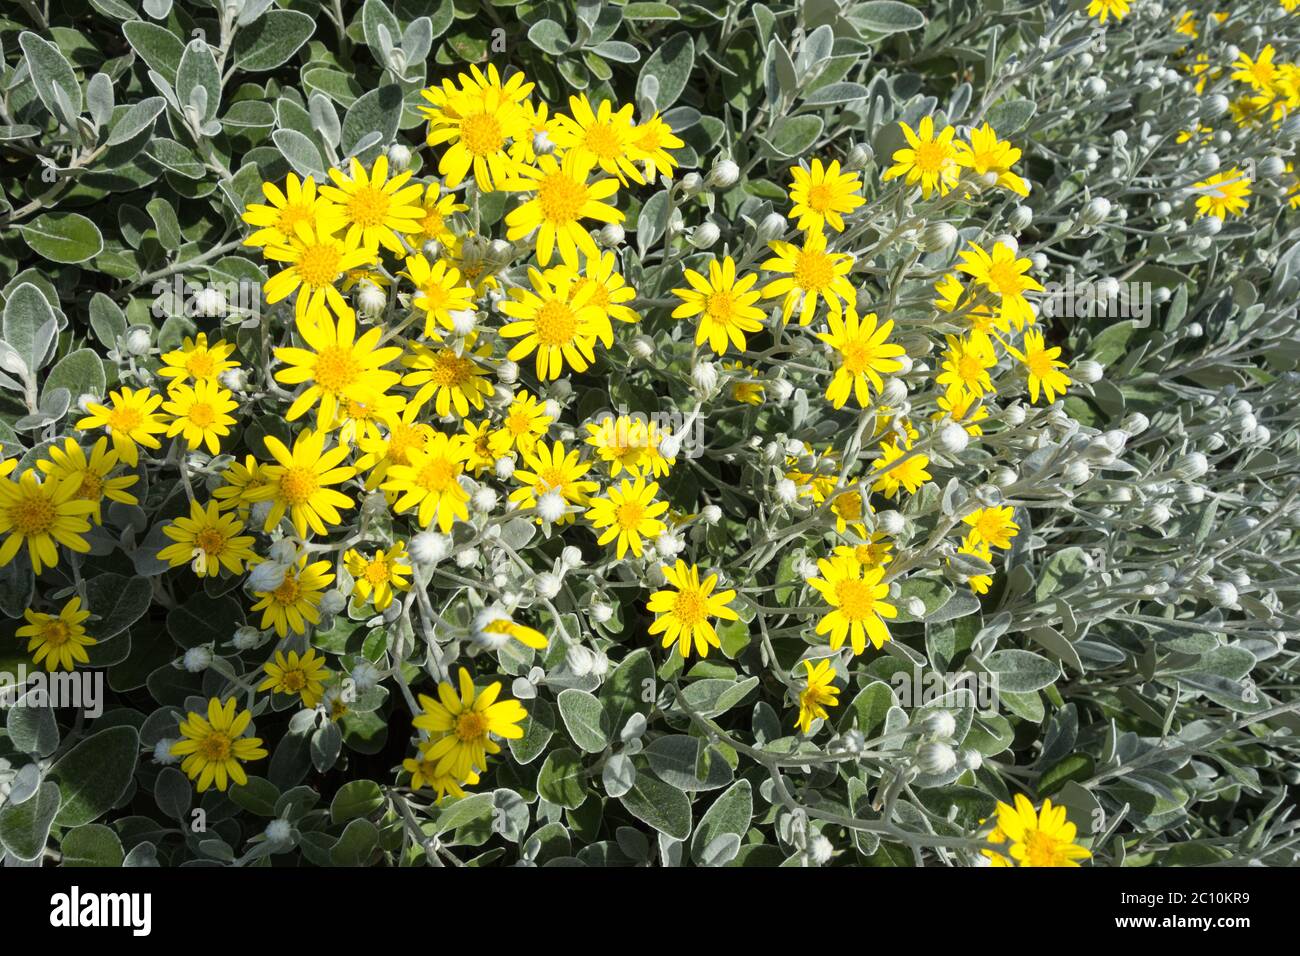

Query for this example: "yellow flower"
[404,750,479,802]
[508,98,560,167]
[274,309,401,426]
[883,115,961,198]
[988,795,1091,867]
[211,454,271,515]
[870,438,932,498]
[646,559,740,658]
[474,606,548,650]
[795,658,840,734]
[957,534,994,595]
[934,272,1002,335]
[672,256,766,355]
[585,476,668,559]
[963,505,1019,550]
[956,124,1029,196]
[806,553,897,654]
[319,155,424,254]
[461,419,500,476]
[420,64,533,191]
[344,542,412,611]
[761,231,856,326]
[502,150,623,267]
[259,648,332,708]
[834,533,894,569]
[630,112,684,181]
[242,172,342,250]
[934,387,988,437]
[170,698,267,792]
[1191,168,1252,219]
[355,405,434,490]
[157,499,257,577]
[263,221,375,324]
[1087,0,1130,24]
[333,386,406,448]
[552,250,640,326]
[0,470,95,574]
[936,332,997,398]
[509,440,597,523]
[490,390,552,457]
[583,414,653,477]
[408,180,467,248]
[258,429,357,537]
[401,338,494,418]
[957,241,1044,331]
[162,380,238,455]
[1007,328,1070,404]
[787,158,865,233]
[403,255,477,336]
[249,556,335,637]
[725,361,765,405]
[552,93,645,185]
[1232,45,1276,91]
[382,431,471,532]
[413,667,527,780]
[76,386,168,467]
[830,488,870,537]
[1173,10,1198,38]
[500,266,609,379]
[35,436,137,525]
[818,309,905,409]
[157,332,239,387]
[18,596,95,671]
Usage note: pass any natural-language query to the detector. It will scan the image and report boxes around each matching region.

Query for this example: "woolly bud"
[936,422,968,455]
[1008,205,1033,231]
[248,561,287,592]
[693,361,719,394]
[598,223,625,247]
[472,486,498,513]
[757,212,787,243]
[845,142,874,169]
[125,326,152,356]
[409,530,450,565]
[706,158,739,189]
[1083,77,1107,98]
[450,309,477,336]
[679,172,704,196]
[153,739,180,765]
[1002,404,1026,426]
[232,625,261,650]
[494,457,516,480]
[994,466,1018,488]
[534,572,562,600]
[496,359,519,385]
[1080,197,1111,226]
[1173,452,1208,481]
[877,510,905,535]
[775,477,799,503]
[1063,461,1091,485]
[1121,412,1149,436]
[535,489,566,524]
[1073,360,1103,383]
[922,710,957,739]
[220,368,248,392]
[590,602,614,624]
[629,335,656,361]
[193,287,226,317]
[268,538,298,564]
[1209,582,1239,608]
[182,646,213,673]
[904,596,926,618]
[916,741,958,775]
[1191,215,1222,238]
[690,222,721,249]
[655,532,685,558]
[920,221,957,253]
[808,835,834,865]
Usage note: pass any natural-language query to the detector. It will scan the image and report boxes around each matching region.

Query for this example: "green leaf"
[342,85,404,160]
[166,592,244,649]
[638,33,694,110]
[528,19,570,56]
[986,98,1037,135]
[1089,320,1137,368]
[60,823,125,867]
[765,115,824,157]
[177,38,221,120]
[851,1,927,34]
[19,32,82,127]
[620,772,691,840]
[600,647,655,737]
[0,781,61,862]
[691,779,752,865]
[433,792,495,834]
[1037,753,1095,798]
[537,747,587,810]
[557,688,610,753]
[838,679,897,735]
[47,726,139,826]
[146,197,182,251]
[330,779,384,824]
[330,818,378,865]
[106,96,165,146]
[2,282,58,374]
[802,81,870,107]
[85,573,153,640]
[272,128,326,179]
[17,213,105,265]
[986,649,1060,694]
[45,349,107,400]
[235,10,316,71]
[623,2,680,19]
[123,20,185,80]
[8,687,60,756]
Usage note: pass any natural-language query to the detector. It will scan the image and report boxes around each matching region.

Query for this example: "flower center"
[40,620,72,647]
[346,185,391,228]
[1022,828,1063,867]
[186,402,217,428]
[271,574,301,605]
[536,171,587,225]
[1026,350,1055,378]
[297,242,343,287]
[313,345,361,394]
[424,352,472,387]
[537,466,568,492]
[10,491,56,535]
[278,467,320,506]
[793,249,835,290]
[807,182,836,212]
[455,710,488,742]
[840,340,877,374]
[986,261,1022,295]
[581,122,623,160]
[416,457,459,492]
[460,111,505,156]
[834,577,877,620]
[957,353,986,383]
[705,290,737,323]
[834,491,863,521]
[198,732,232,761]
[534,300,579,345]
[364,558,390,585]
[195,527,226,555]
[614,500,645,530]
[107,405,144,433]
[420,282,450,311]
[420,210,446,239]
[671,587,708,626]
[282,669,307,692]
[278,202,315,234]
[913,141,950,174]
[76,472,104,501]
[186,352,216,379]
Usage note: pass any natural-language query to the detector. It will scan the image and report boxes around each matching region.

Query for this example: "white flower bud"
[598,223,625,247]
[960,749,983,772]
[655,532,685,558]
[351,660,381,692]
[494,456,516,480]
[1008,205,1033,230]
[1173,452,1208,481]
[496,359,519,385]
[700,505,722,525]
[532,129,555,156]
[679,172,704,196]
[693,361,719,394]
[567,644,595,676]
[916,741,958,775]
[182,646,213,672]
[535,489,566,523]
[1080,197,1111,226]
[268,538,298,564]
[450,309,477,336]
[629,335,656,361]
[757,211,787,243]
[809,835,834,865]
[534,572,562,600]
[877,510,905,535]
[1083,77,1107,98]
[1121,412,1149,436]
[1192,215,1222,238]
[922,710,957,739]
[320,589,346,614]
[590,602,614,624]
[920,221,957,252]
[706,158,739,189]
[1003,404,1026,426]
[1210,582,1238,608]
[386,143,411,172]
[193,287,226,317]
[153,739,180,765]
[994,466,1018,488]
[410,530,451,565]
[690,222,721,249]
[454,547,479,568]
[125,326,152,356]
[232,625,261,650]
[472,486,498,513]
[938,422,969,454]
[265,819,293,845]
[845,142,874,169]
[1063,461,1091,485]
[248,561,287,592]
[904,596,926,618]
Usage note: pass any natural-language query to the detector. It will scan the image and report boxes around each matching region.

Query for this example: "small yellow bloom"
[1191,168,1252,219]
[646,559,740,658]
[344,542,412,611]
[584,476,669,559]
[870,438,932,498]
[163,380,238,455]
[787,158,865,233]
[0,470,96,574]
[413,667,527,780]
[170,698,267,792]
[76,386,168,467]
[259,648,332,708]
[806,553,897,655]
[257,428,357,537]
[986,795,1091,867]
[509,440,598,524]
[274,309,402,426]
[382,431,472,532]
[319,154,426,254]
[157,332,239,387]
[17,596,95,671]
[761,231,856,326]
[157,499,257,577]
[818,309,905,409]
[502,150,623,268]
[963,505,1020,550]
[35,436,138,525]
[671,256,766,355]
[795,658,840,734]
[249,556,335,637]
[883,115,961,197]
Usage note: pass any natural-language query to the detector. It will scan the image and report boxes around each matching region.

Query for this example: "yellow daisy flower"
[934,387,989,437]
[818,309,906,409]
[870,438,932,498]
[1191,168,1252,219]
[1006,328,1070,404]
[157,332,239,387]
[725,361,765,405]
[263,221,375,324]
[957,534,995,595]
[382,431,472,532]
[259,648,332,708]
[795,658,840,734]
[761,231,856,326]
[883,115,961,197]
[35,436,138,525]
[241,172,342,250]
[508,439,598,523]
[249,556,335,637]
[552,93,645,185]
[957,241,1044,331]
[401,338,494,418]
[76,386,168,467]
[404,750,479,803]
[631,112,684,181]
[420,64,533,191]
[956,123,1029,196]
[475,606,548,650]
[646,559,740,658]
[672,255,766,355]
[936,332,997,398]
[403,254,477,336]
[0,470,96,574]
[963,505,1020,550]
[806,553,897,655]
[500,265,610,379]
[551,250,640,326]
[162,380,238,455]
[461,419,500,476]
[319,154,425,254]
[274,309,402,426]
[489,390,552,458]
[257,428,357,537]
[787,158,865,233]
[157,498,257,577]
[211,454,271,515]
[413,667,528,780]
[508,98,560,167]
[988,795,1091,867]
[344,542,412,611]
[584,476,668,559]
[170,698,267,792]
[408,180,468,249]
[355,405,434,490]
[502,149,623,267]
[18,596,95,671]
